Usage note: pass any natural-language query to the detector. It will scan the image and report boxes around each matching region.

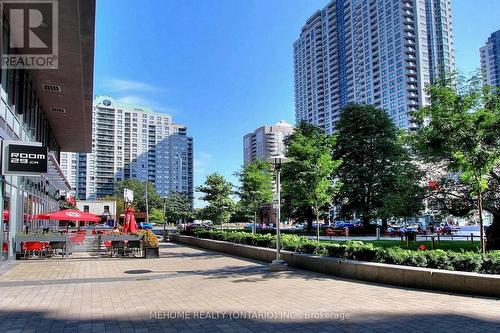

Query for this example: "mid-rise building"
[243,121,294,164]
[480,30,500,87]
[60,152,78,192]
[293,0,455,132]
[64,96,194,205]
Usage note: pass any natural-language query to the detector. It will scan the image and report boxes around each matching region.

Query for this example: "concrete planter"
[144,247,159,259]
[100,235,142,242]
[171,234,500,298]
[16,234,69,242]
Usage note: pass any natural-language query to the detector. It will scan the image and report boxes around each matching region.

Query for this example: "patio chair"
[126,240,142,257]
[49,241,65,257]
[111,241,124,257]
[24,242,42,259]
[103,240,112,256]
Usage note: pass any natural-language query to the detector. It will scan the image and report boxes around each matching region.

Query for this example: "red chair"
[24,242,42,258]
[104,240,112,256]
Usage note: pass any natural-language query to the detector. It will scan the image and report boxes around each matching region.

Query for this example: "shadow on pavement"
[0,309,498,333]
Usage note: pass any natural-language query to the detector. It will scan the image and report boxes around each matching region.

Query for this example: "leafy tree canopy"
[281,122,340,228]
[196,173,235,226]
[335,103,425,225]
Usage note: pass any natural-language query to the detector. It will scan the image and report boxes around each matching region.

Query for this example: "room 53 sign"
[2,141,48,176]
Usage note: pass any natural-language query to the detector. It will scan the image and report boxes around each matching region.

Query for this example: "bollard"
[431,235,435,249]
[437,234,440,244]
[471,233,474,244]
[345,226,349,238]
[376,226,380,241]
[97,235,101,259]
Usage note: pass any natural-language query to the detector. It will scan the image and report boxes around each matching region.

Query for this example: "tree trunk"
[381,218,388,232]
[253,210,257,235]
[478,192,486,254]
[486,212,500,250]
[316,206,320,242]
[362,216,370,228]
[307,216,313,231]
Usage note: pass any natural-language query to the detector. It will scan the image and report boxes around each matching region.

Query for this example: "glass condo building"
[293,0,455,132]
[480,30,500,88]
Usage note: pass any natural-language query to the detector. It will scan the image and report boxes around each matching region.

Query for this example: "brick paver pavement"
[0,242,499,333]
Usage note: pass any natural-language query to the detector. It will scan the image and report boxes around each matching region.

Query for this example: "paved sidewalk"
[0,243,499,333]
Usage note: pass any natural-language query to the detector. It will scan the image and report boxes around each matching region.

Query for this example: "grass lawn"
[319,239,481,252]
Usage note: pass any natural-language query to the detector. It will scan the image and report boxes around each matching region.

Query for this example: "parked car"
[244,223,263,230]
[334,221,355,229]
[139,221,153,229]
[291,224,305,230]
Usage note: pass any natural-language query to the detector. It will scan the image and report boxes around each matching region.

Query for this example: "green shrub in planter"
[185,229,500,275]
[326,243,346,258]
[375,247,408,265]
[425,250,454,270]
[344,241,378,261]
[482,251,500,274]
[400,250,428,267]
[253,234,274,248]
[448,252,483,272]
[282,235,307,252]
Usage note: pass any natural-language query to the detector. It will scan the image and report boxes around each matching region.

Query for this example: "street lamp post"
[266,154,291,271]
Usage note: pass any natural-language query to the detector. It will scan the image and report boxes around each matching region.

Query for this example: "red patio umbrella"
[37,209,100,222]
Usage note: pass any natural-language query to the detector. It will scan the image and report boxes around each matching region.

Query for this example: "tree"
[379,157,427,226]
[149,208,165,224]
[281,122,341,239]
[236,160,274,234]
[114,179,163,212]
[334,103,425,227]
[196,173,235,229]
[412,74,500,252]
[229,201,254,223]
[164,191,193,224]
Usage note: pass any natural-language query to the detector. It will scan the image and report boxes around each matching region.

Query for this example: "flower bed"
[188,229,500,275]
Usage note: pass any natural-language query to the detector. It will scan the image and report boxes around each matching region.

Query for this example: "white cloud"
[101,79,162,92]
[114,95,177,114]
[194,152,212,178]
[193,152,213,208]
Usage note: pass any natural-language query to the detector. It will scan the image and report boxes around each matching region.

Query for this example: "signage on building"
[2,141,48,176]
[124,188,134,203]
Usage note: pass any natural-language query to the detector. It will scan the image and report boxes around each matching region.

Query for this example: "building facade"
[243,121,294,164]
[60,152,78,191]
[293,0,455,132]
[66,96,194,205]
[0,0,95,263]
[76,200,116,221]
[480,30,500,87]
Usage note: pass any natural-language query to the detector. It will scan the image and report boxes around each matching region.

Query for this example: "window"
[104,205,110,213]
[83,205,89,212]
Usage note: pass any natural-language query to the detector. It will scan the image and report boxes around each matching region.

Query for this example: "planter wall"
[144,247,159,259]
[15,234,69,242]
[171,235,500,298]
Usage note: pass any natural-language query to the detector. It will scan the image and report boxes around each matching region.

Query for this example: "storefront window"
[1,183,11,261]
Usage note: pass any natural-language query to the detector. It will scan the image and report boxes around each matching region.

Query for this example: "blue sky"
[93,0,500,207]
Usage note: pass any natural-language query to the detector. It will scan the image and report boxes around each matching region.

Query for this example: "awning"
[43,153,72,191]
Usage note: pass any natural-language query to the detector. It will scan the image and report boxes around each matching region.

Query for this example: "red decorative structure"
[428,180,439,191]
[123,206,138,234]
